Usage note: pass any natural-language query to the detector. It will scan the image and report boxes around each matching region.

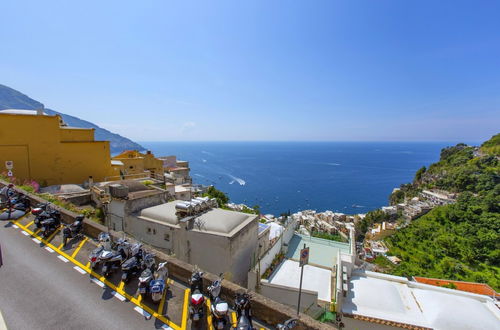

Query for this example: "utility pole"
[297,243,309,315]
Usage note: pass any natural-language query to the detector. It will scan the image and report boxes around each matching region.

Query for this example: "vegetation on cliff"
[383,134,500,290]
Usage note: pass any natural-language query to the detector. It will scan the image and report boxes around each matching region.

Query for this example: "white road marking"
[111,291,126,302]
[32,238,41,244]
[0,309,8,330]
[45,247,55,253]
[133,306,151,318]
[160,325,174,329]
[91,278,105,288]
[21,231,29,236]
[13,224,19,228]
[57,255,69,263]
[73,266,86,274]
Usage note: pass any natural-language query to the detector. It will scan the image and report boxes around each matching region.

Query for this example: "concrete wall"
[124,215,175,252]
[252,217,298,283]
[1,181,334,330]
[0,113,116,185]
[259,280,318,313]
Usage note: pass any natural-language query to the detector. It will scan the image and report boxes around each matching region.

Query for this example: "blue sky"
[1,1,499,142]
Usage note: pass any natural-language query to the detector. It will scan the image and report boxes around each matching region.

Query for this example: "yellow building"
[112,150,164,178]
[0,109,121,186]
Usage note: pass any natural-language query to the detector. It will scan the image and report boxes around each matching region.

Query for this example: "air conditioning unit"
[108,184,129,198]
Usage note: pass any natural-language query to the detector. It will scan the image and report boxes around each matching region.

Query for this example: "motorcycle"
[62,215,84,247]
[189,268,205,322]
[40,209,61,238]
[150,261,169,303]
[234,292,254,330]
[208,274,229,330]
[32,203,51,229]
[277,318,297,329]
[0,193,31,220]
[89,232,113,270]
[137,253,156,298]
[121,243,144,283]
[101,238,131,277]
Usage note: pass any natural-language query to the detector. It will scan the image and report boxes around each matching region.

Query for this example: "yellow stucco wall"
[0,113,116,186]
[60,127,95,142]
[112,150,164,177]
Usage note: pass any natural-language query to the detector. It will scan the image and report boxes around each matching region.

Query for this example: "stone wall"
[0,180,335,329]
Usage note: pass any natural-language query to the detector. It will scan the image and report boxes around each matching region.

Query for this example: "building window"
[147,227,151,234]
[153,228,156,235]
[164,233,170,241]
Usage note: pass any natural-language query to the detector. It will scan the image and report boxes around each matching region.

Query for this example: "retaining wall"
[0,180,335,329]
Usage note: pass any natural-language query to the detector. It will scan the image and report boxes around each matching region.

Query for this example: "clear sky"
[1,1,499,142]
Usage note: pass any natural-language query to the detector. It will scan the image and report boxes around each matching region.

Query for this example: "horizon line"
[136,139,482,144]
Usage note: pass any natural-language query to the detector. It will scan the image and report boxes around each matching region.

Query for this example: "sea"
[141,141,467,216]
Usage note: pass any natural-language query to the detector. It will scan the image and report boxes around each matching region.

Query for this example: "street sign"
[299,247,309,267]
[7,170,13,177]
[5,161,13,170]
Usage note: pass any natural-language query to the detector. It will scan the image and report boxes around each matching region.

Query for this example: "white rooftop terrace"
[286,234,350,268]
[342,270,500,330]
[268,259,332,302]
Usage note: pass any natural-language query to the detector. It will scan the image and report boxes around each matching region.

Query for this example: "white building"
[123,200,258,285]
[340,270,500,330]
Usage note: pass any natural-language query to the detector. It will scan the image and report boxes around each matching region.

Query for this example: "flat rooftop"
[268,260,332,302]
[342,271,500,329]
[139,201,257,237]
[286,234,350,268]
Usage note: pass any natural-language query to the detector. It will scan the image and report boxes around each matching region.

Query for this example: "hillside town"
[1,109,499,329]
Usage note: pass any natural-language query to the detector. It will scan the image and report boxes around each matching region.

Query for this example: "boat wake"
[228,174,246,186]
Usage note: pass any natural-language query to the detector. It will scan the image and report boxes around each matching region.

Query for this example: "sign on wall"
[299,246,309,267]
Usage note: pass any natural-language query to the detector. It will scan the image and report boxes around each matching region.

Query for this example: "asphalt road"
[0,218,172,330]
[0,213,272,330]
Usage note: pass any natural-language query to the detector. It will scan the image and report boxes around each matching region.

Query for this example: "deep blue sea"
[141,142,464,215]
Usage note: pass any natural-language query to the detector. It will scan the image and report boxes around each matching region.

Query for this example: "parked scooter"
[121,243,144,283]
[62,215,84,247]
[40,209,61,238]
[0,193,31,220]
[234,292,254,330]
[101,238,132,277]
[277,319,297,329]
[137,253,156,298]
[150,262,169,303]
[0,184,15,208]
[32,203,51,229]
[208,273,229,330]
[189,268,205,321]
[89,232,113,270]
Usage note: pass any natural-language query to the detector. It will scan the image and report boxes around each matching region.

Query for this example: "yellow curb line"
[44,225,61,243]
[206,298,213,330]
[231,311,237,328]
[72,237,88,258]
[181,289,190,330]
[11,220,183,330]
[158,286,167,315]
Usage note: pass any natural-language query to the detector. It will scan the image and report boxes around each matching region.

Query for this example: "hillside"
[384,134,500,290]
[0,84,144,153]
